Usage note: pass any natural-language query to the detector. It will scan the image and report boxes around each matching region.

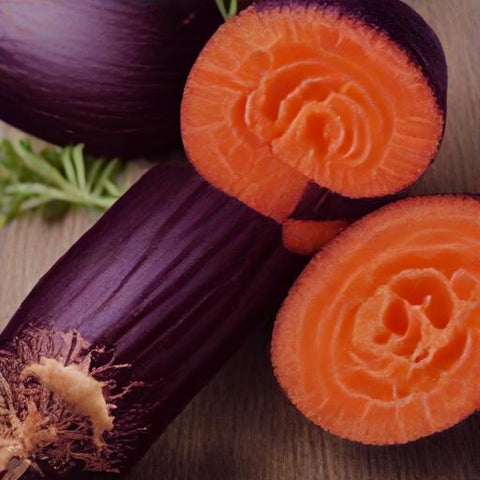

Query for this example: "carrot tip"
[282,219,349,255]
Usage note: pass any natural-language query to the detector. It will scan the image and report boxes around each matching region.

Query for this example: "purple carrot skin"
[291,182,410,221]
[182,0,447,223]
[0,163,306,478]
[0,0,251,158]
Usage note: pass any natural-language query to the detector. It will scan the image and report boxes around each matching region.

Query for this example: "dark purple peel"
[291,183,410,221]
[0,163,306,478]
[0,0,251,158]
[255,0,447,115]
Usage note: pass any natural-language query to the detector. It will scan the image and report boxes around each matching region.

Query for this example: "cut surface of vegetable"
[283,218,349,255]
[182,0,446,221]
[0,163,306,478]
[272,196,480,445]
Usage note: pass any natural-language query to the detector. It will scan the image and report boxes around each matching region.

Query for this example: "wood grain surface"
[0,1,479,478]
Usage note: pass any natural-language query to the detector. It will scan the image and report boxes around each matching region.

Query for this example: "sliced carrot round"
[272,196,480,444]
[182,3,445,221]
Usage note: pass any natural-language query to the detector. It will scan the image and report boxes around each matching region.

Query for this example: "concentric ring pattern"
[182,5,444,220]
[272,196,480,444]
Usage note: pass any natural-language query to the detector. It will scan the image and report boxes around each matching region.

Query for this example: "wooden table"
[0,1,479,478]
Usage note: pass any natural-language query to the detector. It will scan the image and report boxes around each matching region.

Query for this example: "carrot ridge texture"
[272,196,480,445]
[182,0,446,222]
[0,163,306,477]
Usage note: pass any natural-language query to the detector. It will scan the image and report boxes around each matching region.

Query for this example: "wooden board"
[0,0,479,478]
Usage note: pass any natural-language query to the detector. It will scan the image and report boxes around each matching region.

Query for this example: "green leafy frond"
[215,0,238,21]
[0,139,126,227]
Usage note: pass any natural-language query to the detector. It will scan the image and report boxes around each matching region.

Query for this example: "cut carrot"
[283,219,349,255]
[182,0,446,222]
[272,196,480,445]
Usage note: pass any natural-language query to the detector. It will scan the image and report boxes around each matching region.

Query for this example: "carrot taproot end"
[182,4,444,222]
[283,219,349,255]
[272,196,480,445]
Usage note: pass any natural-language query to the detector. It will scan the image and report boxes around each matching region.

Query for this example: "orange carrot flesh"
[283,219,349,255]
[182,5,444,221]
[272,196,480,445]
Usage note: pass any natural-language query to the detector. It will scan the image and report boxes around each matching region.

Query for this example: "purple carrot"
[182,0,447,226]
[0,163,306,478]
[0,0,251,158]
